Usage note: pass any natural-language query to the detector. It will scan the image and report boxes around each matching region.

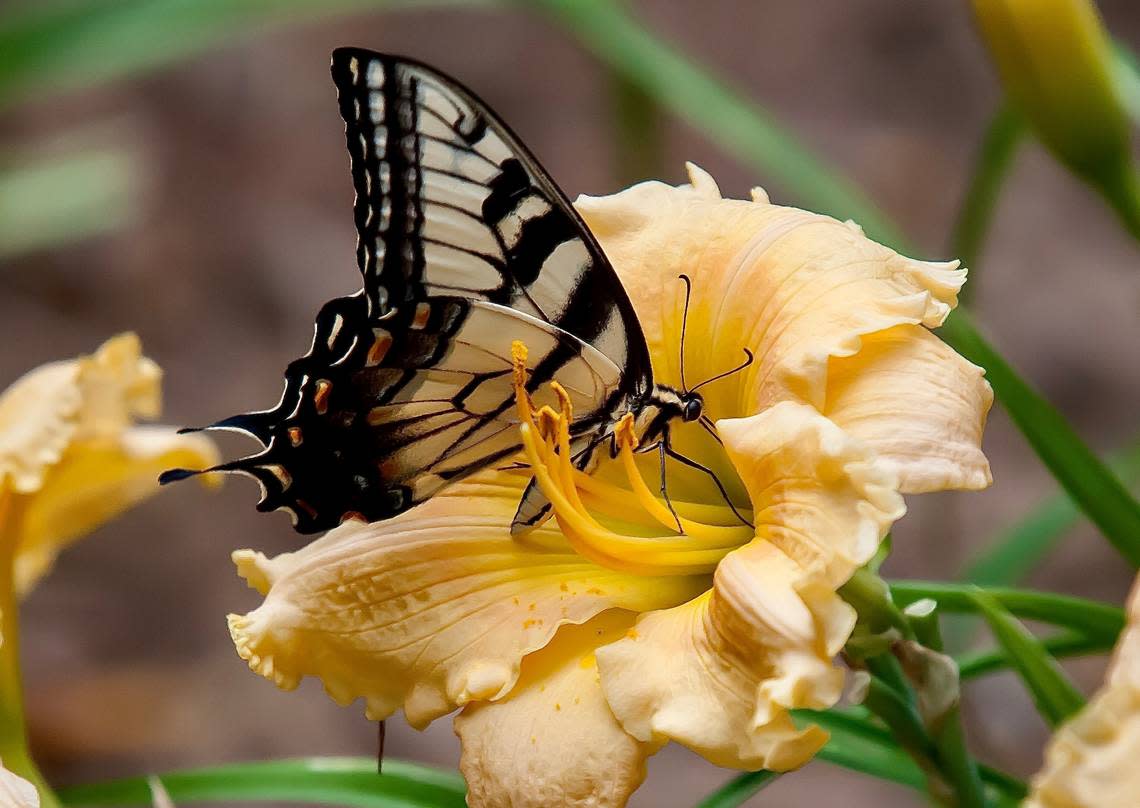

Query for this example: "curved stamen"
[510,341,753,577]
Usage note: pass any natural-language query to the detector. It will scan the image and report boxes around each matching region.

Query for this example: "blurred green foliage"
[58,758,467,807]
[0,149,134,258]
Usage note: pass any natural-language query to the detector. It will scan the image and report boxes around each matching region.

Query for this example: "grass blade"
[939,312,1140,567]
[529,0,905,246]
[57,758,466,808]
[793,709,926,791]
[890,581,1124,641]
[0,0,498,108]
[950,103,1024,277]
[694,770,781,808]
[793,709,1026,802]
[0,150,134,258]
[967,591,1086,726]
[957,631,1113,680]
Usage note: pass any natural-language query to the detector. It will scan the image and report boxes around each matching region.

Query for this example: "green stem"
[0,494,61,807]
[890,581,1124,642]
[840,568,915,639]
[958,631,1111,680]
[950,103,1024,302]
[1098,163,1140,244]
[862,676,936,766]
[693,770,780,808]
[906,605,986,808]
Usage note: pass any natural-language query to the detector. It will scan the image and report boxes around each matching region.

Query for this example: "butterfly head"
[681,391,704,423]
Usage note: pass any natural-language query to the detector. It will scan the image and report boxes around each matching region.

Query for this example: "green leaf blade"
[890,581,1125,642]
[58,758,467,808]
[967,591,1086,726]
[694,770,781,808]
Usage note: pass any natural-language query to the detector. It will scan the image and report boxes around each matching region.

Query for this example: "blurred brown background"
[4,1,1140,805]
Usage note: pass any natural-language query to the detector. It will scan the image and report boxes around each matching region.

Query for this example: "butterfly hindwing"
[202,291,627,533]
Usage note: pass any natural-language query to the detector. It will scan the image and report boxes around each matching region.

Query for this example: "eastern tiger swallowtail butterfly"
[162,47,751,535]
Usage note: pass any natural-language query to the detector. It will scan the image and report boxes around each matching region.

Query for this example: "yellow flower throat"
[511,340,753,577]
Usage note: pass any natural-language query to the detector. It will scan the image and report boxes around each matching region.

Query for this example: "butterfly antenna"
[677,274,693,392]
[690,348,754,394]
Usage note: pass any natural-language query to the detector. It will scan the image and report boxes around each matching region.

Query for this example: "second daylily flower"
[228,165,992,807]
[0,333,218,802]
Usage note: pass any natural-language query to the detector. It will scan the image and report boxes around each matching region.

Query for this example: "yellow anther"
[550,381,573,422]
[535,406,562,440]
[512,340,536,425]
[511,339,528,373]
[508,338,752,576]
[615,412,639,451]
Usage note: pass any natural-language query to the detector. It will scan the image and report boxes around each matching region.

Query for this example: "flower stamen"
[511,341,752,577]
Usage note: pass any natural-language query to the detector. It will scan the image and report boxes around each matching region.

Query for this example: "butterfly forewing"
[166,49,655,534]
[331,48,651,379]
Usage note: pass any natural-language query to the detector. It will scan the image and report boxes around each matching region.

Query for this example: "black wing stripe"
[331,50,653,391]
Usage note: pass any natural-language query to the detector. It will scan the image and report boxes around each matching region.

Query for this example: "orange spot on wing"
[367,330,392,366]
[294,499,319,519]
[287,426,303,446]
[313,380,332,415]
[411,302,431,330]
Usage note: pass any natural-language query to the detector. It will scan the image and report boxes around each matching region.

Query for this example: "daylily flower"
[0,333,218,799]
[0,333,218,595]
[971,0,1140,234]
[1025,576,1140,808]
[227,164,992,807]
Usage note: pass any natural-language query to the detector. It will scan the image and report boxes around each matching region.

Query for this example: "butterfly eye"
[683,397,703,422]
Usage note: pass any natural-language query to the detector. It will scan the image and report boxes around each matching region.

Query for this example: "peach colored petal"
[456,611,654,808]
[0,333,160,495]
[229,471,707,728]
[597,546,840,772]
[598,403,901,771]
[717,402,904,586]
[575,163,965,423]
[825,324,992,493]
[1026,575,1140,807]
[13,426,218,595]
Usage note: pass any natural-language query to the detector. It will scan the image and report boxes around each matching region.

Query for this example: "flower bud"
[972,0,1140,231]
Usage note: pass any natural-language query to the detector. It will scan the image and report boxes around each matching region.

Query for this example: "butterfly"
[162,47,751,535]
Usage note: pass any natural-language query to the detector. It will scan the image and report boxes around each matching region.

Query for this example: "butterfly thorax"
[625,385,703,453]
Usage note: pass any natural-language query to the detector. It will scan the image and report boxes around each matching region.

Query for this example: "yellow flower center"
[511,341,753,577]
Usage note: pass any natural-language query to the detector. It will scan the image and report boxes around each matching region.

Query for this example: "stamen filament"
[612,416,749,546]
[510,341,752,577]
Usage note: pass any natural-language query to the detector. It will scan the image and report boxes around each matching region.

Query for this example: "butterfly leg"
[657,427,684,534]
[664,445,754,528]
